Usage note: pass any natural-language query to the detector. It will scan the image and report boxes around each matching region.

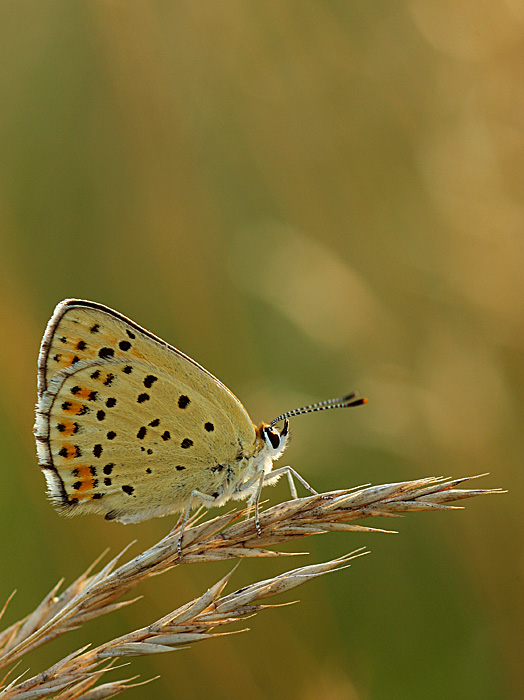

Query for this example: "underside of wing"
[35,300,259,522]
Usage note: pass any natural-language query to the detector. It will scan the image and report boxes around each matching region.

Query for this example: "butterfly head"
[257,419,290,460]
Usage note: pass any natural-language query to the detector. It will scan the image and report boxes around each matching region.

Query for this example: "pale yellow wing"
[35,299,258,522]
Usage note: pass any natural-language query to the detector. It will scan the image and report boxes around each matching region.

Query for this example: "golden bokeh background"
[0,3,522,699]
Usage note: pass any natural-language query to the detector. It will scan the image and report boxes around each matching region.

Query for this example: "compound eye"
[264,427,281,450]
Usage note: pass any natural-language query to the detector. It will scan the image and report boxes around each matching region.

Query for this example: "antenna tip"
[350,397,368,407]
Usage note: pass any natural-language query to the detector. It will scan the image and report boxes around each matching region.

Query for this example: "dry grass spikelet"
[0,475,503,699]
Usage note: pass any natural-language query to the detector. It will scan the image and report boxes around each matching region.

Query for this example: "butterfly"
[34,299,366,546]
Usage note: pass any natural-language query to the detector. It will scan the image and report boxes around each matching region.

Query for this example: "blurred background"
[0,2,522,699]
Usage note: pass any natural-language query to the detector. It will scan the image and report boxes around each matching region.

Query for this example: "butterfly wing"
[35,299,258,522]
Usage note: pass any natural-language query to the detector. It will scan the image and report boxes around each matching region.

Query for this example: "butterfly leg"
[232,471,266,535]
[245,471,266,537]
[286,470,298,499]
[172,489,217,557]
[264,466,318,499]
[247,467,319,536]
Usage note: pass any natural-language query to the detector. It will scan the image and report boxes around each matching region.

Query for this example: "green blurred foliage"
[0,2,521,699]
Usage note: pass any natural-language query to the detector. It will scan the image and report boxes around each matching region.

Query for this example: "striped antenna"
[270,392,367,427]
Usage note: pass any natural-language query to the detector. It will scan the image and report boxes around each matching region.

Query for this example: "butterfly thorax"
[229,421,290,495]
[221,423,289,502]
